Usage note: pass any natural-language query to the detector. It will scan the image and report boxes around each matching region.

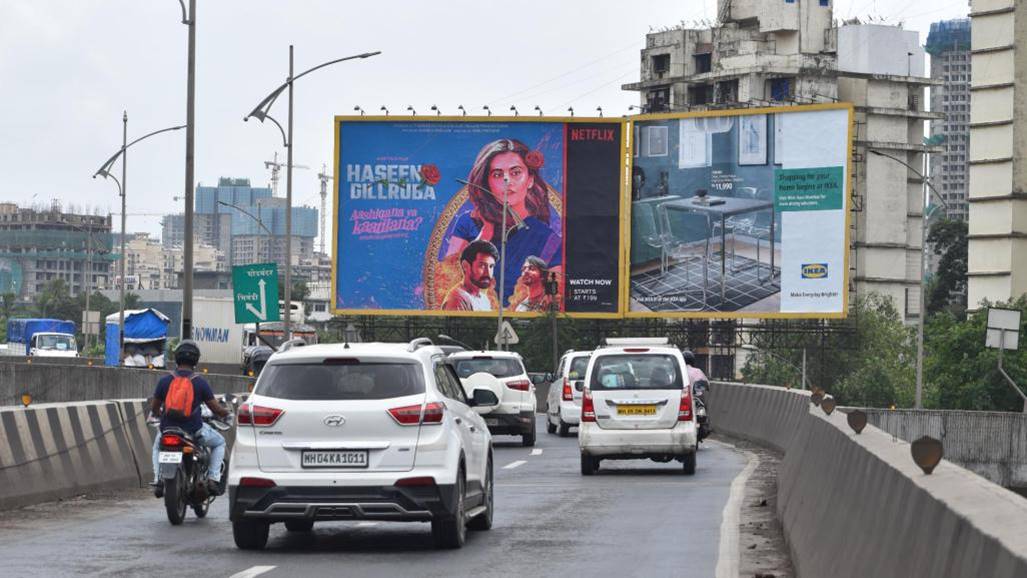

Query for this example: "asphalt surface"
[0,416,747,578]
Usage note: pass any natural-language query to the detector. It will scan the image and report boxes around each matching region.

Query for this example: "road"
[0,417,748,578]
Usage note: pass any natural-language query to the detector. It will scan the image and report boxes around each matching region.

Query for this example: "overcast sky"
[1,0,969,242]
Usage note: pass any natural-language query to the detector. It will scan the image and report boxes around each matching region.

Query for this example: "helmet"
[174,340,201,367]
[682,350,696,366]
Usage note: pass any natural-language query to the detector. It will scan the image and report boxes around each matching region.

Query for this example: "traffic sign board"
[494,320,519,346]
[232,263,281,324]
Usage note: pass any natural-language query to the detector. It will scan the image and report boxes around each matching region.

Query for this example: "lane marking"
[503,460,527,469]
[714,442,759,578]
[530,449,543,456]
[229,566,276,578]
[356,521,378,527]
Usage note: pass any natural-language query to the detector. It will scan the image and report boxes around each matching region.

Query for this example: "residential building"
[0,201,113,300]
[161,212,232,257]
[623,1,936,320]
[123,232,225,291]
[294,253,333,286]
[967,0,1027,308]
[927,19,972,222]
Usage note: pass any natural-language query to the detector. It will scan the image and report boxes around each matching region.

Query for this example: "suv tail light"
[238,404,284,427]
[388,402,445,426]
[160,434,183,447]
[678,387,693,421]
[562,378,573,401]
[581,388,596,422]
[507,380,530,392]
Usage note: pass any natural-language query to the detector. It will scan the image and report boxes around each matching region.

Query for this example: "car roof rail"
[408,337,434,352]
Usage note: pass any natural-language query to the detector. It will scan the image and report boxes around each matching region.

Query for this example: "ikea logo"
[801,263,829,279]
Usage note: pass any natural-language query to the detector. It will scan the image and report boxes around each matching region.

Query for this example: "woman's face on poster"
[487,151,533,208]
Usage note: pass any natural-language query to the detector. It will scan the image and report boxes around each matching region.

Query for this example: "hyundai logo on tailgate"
[323,415,346,427]
[801,263,828,279]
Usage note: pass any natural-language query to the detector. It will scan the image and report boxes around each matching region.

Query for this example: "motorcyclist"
[682,350,709,394]
[149,340,230,497]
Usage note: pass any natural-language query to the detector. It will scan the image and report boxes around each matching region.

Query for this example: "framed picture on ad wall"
[738,114,767,165]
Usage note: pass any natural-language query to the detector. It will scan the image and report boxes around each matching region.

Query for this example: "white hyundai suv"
[578,338,698,476]
[228,338,497,550]
[448,350,537,446]
[546,350,591,437]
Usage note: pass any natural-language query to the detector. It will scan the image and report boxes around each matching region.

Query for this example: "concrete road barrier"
[0,401,139,510]
[708,382,1027,578]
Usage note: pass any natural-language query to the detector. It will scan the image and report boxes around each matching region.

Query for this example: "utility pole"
[84,224,93,352]
[497,180,510,351]
[182,0,197,341]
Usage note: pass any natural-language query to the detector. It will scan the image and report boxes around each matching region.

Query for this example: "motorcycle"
[693,380,711,443]
[149,395,236,525]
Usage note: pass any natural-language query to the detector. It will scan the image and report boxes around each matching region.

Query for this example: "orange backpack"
[164,373,197,420]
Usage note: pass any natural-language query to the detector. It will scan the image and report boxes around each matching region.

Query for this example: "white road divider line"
[503,460,527,470]
[229,566,276,578]
[714,441,759,578]
[356,521,379,527]
[530,449,543,456]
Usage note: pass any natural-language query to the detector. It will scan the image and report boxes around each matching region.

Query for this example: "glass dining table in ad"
[660,195,776,304]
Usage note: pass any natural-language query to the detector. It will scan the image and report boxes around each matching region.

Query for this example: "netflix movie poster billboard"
[332,117,625,318]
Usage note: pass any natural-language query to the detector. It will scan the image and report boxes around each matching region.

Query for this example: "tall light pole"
[869,149,949,409]
[245,47,380,340]
[94,119,185,361]
[180,0,198,342]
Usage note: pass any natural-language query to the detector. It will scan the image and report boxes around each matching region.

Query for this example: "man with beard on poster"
[442,240,498,311]
[510,255,552,312]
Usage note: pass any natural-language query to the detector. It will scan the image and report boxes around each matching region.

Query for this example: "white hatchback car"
[546,350,591,437]
[228,339,497,550]
[448,351,537,446]
[578,338,698,475]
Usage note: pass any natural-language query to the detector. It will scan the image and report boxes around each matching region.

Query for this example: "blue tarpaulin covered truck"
[3,318,78,357]
[105,308,170,367]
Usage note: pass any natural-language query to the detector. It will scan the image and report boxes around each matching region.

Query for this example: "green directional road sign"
[232,263,281,324]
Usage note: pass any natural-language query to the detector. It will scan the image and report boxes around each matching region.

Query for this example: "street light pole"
[119,111,128,361]
[497,185,509,350]
[244,47,380,340]
[869,149,949,409]
[181,0,197,342]
[285,45,294,341]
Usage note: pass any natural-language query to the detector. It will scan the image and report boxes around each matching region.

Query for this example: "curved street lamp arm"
[93,124,186,178]
[176,0,189,23]
[264,114,288,148]
[217,200,273,237]
[244,51,382,124]
[868,149,948,209]
[93,171,123,197]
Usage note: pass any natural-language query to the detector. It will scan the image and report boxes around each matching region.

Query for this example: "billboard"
[332,117,625,317]
[626,104,852,318]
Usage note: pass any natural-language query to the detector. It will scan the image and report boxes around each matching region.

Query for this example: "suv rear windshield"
[569,356,590,380]
[256,362,425,400]
[454,357,524,379]
[589,354,683,391]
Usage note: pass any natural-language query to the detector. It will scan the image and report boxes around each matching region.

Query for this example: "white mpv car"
[546,350,591,437]
[228,339,497,550]
[448,351,537,446]
[578,338,698,476]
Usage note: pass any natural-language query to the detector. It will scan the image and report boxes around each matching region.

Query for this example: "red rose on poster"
[420,164,441,186]
[525,150,544,170]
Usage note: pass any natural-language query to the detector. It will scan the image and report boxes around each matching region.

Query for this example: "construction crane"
[265,151,309,196]
[317,163,332,255]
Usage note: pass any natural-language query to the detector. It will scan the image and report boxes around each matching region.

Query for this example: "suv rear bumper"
[579,422,697,457]
[229,483,458,523]
[558,400,581,425]
[482,410,535,436]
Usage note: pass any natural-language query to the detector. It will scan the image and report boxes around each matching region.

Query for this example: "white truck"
[3,318,78,358]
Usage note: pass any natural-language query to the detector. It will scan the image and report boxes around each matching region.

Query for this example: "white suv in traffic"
[228,339,497,550]
[546,350,591,437]
[448,350,537,446]
[578,338,698,475]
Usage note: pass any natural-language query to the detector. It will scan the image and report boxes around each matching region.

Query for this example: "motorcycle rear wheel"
[164,471,187,525]
[192,498,210,518]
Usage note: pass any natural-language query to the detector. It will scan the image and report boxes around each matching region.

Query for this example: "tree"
[35,279,79,321]
[926,219,968,316]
